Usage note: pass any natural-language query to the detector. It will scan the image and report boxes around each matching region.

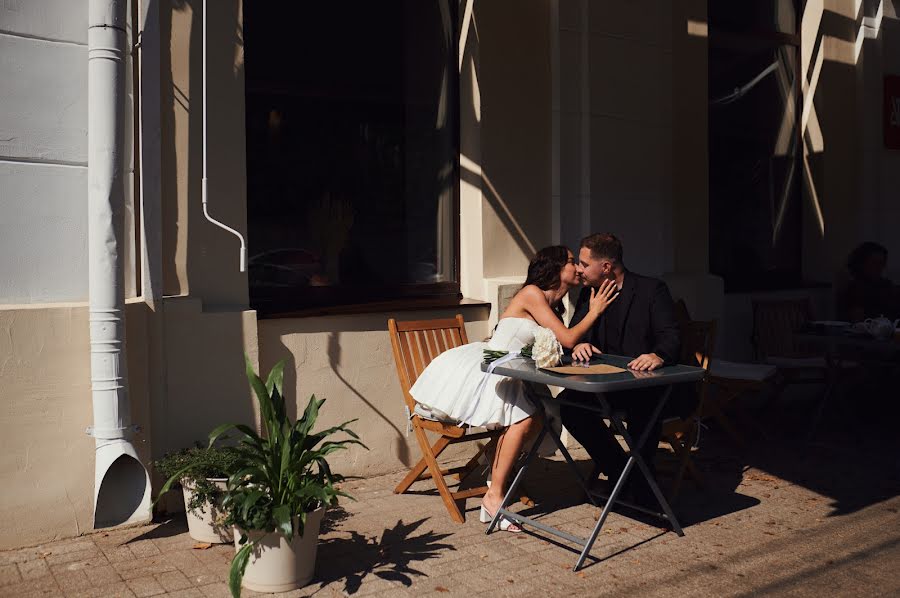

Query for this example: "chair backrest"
[679,319,717,417]
[751,298,813,360]
[680,319,716,372]
[674,298,691,329]
[387,315,469,412]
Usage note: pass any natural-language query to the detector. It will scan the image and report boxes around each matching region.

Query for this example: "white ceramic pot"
[234,507,325,593]
[182,478,231,544]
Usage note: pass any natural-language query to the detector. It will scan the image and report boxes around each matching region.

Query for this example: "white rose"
[532,327,563,369]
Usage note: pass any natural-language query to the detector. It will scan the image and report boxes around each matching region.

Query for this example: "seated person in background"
[838,242,899,322]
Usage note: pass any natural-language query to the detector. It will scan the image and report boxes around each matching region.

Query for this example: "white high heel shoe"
[480,505,522,533]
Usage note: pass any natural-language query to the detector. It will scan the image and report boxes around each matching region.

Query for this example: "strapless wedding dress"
[409,317,548,429]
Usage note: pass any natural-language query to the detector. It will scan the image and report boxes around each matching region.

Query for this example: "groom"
[559,233,682,505]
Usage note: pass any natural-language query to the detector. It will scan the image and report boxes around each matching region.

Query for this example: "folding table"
[481,354,705,571]
[794,326,900,440]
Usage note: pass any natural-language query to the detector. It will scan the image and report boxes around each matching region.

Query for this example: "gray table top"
[481,354,705,393]
[794,329,900,355]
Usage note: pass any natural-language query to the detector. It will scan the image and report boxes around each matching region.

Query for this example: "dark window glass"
[708,0,798,36]
[709,4,802,291]
[244,1,459,314]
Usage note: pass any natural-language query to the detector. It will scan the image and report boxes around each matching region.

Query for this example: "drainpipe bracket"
[86,425,140,439]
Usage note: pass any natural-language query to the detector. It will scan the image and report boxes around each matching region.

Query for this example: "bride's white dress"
[409,317,548,429]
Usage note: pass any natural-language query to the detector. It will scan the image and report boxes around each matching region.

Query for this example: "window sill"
[256,296,491,320]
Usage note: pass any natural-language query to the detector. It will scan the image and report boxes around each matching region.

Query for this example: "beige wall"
[800,0,900,285]
[257,307,491,477]
[0,302,155,550]
[460,0,553,306]
[150,300,259,461]
[160,0,248,307]
[478,0,553,278]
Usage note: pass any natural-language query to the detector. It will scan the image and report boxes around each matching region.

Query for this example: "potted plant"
[215,357,364,596]
[154,445,243,544]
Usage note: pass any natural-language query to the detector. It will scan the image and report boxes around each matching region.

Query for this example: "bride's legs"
[482,413,541,516]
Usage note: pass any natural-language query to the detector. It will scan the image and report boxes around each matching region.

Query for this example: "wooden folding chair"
[388,315,501,523]
[660,318,717,500]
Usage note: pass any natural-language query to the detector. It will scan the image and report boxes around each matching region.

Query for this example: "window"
[244,2,459,315]
[708,1,804,291]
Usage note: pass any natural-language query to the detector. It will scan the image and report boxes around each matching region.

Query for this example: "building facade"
[1,0,898,548]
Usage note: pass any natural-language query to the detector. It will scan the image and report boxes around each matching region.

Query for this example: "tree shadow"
[320,505,352,535]
[312,517,454,595]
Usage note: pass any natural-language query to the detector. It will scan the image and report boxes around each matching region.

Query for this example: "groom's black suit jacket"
[570,270,681,365]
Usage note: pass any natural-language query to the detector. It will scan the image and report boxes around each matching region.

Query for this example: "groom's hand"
[628,352,664,371]
[572,343,601,362]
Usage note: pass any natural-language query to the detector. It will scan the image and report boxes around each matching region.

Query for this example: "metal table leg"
[487,384,683,573]
[573,386,683,571]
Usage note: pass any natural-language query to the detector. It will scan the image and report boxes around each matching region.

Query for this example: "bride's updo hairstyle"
[523,245,571,291]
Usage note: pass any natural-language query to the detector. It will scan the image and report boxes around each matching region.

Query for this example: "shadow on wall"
[269,326,412,470]
[160,0,247,301]
[257,306,490,473]
[153,303,256,460]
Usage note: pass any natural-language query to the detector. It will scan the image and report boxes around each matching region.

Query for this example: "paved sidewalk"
[2,441,899,598]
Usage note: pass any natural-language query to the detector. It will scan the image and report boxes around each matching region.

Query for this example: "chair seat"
[414,403,459,424]
[709,359,777,382]
[764,356,858,370]
[764,356,827,369]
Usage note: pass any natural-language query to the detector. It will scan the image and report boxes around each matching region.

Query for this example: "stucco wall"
[257,306,491,478]
[477,0,553,279]
[0,3,89,303]
[801,1,900,284]
[0,302,156,550]
[584,1,675,277]
[150,299,259,461]
[161,0,248,306]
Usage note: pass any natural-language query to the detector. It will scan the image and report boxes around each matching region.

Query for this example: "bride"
[410,245,618,531]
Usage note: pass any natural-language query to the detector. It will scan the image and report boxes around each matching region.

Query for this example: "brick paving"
[3,425,900,597]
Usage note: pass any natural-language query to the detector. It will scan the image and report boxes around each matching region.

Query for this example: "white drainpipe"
[87,0,151,528]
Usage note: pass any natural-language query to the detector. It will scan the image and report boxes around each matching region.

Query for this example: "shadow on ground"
[313,517,454,595]
[721,384,900,516]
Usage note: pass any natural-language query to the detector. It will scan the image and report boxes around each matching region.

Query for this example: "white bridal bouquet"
[483,326,563,369]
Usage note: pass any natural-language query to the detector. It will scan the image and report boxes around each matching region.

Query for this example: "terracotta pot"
[234,507,325,593]
[181,478,231,544]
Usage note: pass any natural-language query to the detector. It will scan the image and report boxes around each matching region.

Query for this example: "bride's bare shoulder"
[501,285,544,319]
[516,284,544,301]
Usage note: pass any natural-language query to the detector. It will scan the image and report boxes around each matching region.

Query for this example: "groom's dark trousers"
[559,271,686,502]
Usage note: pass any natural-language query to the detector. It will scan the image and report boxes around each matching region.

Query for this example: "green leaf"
[245,356,274,436]
[272,504,293,540]
[230,541,253,597]
[207,423,238,447]
[265,360,285,398]
[297,395,323,438]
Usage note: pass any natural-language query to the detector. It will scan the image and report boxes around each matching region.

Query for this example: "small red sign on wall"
[886,76,900,150]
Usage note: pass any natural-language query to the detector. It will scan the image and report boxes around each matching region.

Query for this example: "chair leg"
[394,435,452,494]
[413,425,466,523]
[706,396,745,447]
[665,432,703,502]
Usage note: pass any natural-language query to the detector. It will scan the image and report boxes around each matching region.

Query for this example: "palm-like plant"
[160,356,365,597]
